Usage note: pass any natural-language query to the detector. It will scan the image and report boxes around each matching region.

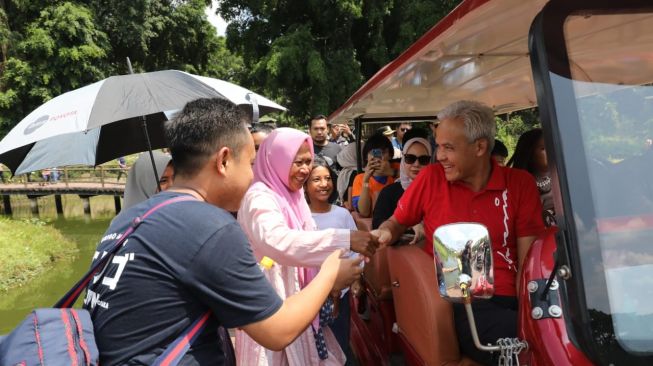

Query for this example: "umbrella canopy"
[0,70,285,174]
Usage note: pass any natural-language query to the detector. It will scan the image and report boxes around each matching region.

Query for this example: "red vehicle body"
[329,0,653,365]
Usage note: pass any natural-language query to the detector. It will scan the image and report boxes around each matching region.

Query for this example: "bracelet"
[362,183,369,188]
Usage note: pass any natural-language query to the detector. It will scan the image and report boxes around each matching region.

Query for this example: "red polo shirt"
[393,161,545,296]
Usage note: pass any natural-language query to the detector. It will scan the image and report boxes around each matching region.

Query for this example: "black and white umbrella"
[0,70,285,175]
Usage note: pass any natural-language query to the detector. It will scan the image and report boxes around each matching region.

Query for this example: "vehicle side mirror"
[433,223,526,356]
[433,223,494,303]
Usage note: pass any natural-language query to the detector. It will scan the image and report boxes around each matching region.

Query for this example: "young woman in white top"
[305,156,360,363]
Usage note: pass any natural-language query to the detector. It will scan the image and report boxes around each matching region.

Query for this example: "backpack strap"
[151,311,212,366]
[54,195,198,308]
[151,313,236,366]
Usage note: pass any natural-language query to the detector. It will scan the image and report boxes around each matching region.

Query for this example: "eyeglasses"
[400,127,411,132]
[404,154,431,165]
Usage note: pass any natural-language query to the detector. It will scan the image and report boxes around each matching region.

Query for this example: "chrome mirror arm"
[461,284,528,363]
[463,301,501,352]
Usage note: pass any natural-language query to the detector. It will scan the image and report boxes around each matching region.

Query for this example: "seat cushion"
[387,245,480,366]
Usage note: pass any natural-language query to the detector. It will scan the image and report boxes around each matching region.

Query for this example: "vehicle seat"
[387,245,480,366]
[363,246,393,300]
[351,210,372,232]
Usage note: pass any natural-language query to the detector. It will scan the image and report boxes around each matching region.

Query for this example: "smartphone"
[371,148,383,159]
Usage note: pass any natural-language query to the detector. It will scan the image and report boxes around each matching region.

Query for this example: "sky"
[205,1,228,36]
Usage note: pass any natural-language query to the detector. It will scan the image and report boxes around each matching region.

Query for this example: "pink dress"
[236,184,350,366]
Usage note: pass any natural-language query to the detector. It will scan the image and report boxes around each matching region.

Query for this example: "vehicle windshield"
[553,12,653,362]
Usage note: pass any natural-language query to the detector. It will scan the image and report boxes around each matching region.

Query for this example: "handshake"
[350,228,396,258]
[322,228,395,291]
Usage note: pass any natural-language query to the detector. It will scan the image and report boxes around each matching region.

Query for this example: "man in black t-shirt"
[84,98,363,365]
[309,114,342,169]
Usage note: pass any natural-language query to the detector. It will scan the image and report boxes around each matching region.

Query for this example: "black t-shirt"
[313,142,342,168]
[83,191,282,366]
[372,181,405,229]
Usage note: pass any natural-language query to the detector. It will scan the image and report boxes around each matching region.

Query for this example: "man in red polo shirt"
[373,100,545,365]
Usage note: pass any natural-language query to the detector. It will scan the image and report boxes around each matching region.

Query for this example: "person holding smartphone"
[351,132,395,218]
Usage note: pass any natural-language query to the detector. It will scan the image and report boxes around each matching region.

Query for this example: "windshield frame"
[530,0,653,364]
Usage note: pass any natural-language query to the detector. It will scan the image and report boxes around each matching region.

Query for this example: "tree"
[353,0,460,79]
[495,110,540,156]
[0,2,108,135]
[219,0,364,123]
[84,0,240,78]
[0,5,10,69]
[217,0,461,123]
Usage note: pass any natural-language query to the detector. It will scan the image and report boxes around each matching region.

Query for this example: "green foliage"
[0,216,77,292]
[495,108,541,157]
[219,0,365,123]
[577,88,653,162]
[0,2,109,134]
[218,0,461,123]
[0,8,10,50]
[353,0,460,79]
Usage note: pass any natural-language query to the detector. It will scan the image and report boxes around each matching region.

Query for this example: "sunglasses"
[400,127,411,132]
[404,154,431,165]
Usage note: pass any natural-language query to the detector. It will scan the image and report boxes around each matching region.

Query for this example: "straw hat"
[378,125,395,136]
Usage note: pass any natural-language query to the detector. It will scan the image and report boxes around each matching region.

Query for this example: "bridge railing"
[3,166,129,188]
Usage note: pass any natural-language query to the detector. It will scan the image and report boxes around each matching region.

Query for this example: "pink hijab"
[252,127,315,230]
[252,128,322,331]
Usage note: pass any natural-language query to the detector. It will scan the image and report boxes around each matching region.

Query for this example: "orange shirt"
[351,173,395,212]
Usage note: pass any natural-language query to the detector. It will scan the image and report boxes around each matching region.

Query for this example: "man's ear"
[214,147,231,176]
[475,138,489,157]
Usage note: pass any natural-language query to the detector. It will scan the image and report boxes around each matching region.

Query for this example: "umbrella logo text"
[23,111,78,135]
[24,115,50,135]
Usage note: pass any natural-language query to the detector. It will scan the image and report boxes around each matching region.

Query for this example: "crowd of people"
[82,97,556,366]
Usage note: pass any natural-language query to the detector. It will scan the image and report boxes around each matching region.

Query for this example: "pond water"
[0,196,116,333]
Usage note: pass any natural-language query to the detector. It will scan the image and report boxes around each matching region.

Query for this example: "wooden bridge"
[0,167,126,216]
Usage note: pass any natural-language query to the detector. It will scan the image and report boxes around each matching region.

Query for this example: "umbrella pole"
[127,57,162,192]
[141,115,162,193]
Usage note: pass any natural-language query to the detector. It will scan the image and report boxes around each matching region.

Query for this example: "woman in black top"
[372,129,432,231]
[507,128,556,226]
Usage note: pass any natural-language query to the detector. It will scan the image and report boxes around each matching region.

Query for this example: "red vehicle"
[328,0,653,365]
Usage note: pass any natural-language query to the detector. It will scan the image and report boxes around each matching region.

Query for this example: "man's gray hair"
[437,100,496,151]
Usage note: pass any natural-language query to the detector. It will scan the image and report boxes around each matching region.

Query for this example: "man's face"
[435,117,485,184]
[329,124,341,139]
[223,132,256,211]
[310,118,328,144]
[397,123,411,141]
[251,131,269,152]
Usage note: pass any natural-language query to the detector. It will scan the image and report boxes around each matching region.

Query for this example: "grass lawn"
[0,217,78,292]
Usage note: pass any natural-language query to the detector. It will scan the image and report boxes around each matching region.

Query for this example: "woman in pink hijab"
[236,128,374,366]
